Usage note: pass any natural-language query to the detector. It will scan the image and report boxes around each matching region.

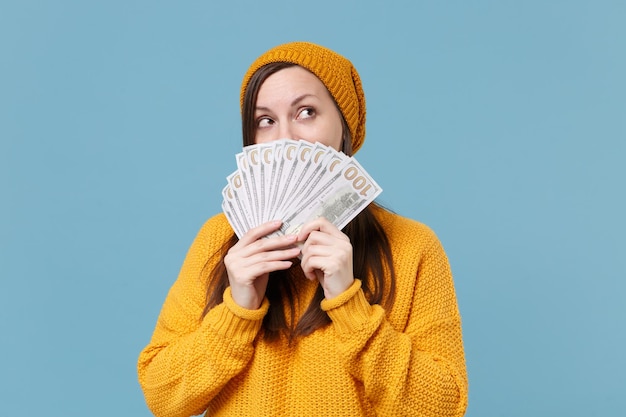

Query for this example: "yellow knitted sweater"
[138,207,468,416]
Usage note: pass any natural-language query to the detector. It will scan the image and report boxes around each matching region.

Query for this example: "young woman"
[138,41,468,417]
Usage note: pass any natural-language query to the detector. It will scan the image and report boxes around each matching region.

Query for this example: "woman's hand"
[224,220,300,310]
[297,218,354,300]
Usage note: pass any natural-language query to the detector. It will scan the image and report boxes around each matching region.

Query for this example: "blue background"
[1,1,624,416]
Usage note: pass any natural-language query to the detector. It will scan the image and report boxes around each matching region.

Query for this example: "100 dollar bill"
[278,158,381,235]
[222,139,382,238]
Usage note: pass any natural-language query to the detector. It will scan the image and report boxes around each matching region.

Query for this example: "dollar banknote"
[222,139,382,238]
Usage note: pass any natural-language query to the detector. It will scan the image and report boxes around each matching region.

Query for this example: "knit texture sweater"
[138,207,468,416]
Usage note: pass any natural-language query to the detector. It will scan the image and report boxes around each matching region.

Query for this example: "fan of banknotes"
[222,139,382,238]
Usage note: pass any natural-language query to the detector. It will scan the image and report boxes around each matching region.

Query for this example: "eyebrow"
[256,94,316,112]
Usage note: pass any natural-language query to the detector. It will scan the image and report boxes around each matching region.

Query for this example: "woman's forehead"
[257,66,330,103]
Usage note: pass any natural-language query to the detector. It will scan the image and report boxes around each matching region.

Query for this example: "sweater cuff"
[210,287,269,343]
[321,279,376,335]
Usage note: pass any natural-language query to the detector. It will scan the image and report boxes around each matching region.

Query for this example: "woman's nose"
[277,121,297,140]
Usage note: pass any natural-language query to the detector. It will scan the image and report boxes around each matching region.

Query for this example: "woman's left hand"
[297,217,354,300]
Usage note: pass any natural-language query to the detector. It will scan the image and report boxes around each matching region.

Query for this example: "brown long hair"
[202,63,396,341]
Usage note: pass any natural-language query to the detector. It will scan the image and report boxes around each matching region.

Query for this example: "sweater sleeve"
[321,235,468,417]
[137,217,268,417]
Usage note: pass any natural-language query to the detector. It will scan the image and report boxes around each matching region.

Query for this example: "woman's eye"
[298,108,316,119]
[257,117,274,128]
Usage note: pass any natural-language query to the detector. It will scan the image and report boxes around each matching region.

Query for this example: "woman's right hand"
[224,220,300,310]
